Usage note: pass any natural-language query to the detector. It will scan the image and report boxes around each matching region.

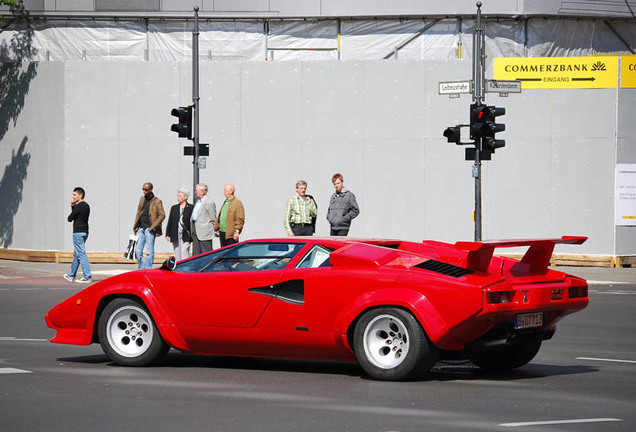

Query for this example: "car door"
[151,242,306,329]
[250,244,359,359]
[154,270,282,328]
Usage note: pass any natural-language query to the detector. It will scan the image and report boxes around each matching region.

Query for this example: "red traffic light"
[470,104,506,148]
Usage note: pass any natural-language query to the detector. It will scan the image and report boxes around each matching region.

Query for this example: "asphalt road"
[1,262,634,432]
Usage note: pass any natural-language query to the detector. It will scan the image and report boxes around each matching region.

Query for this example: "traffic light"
[481,105,506,153]
[470,104,505,144]
[443,126,461,144]
[171,106,192,139]
[469,104,506,160]
[470,103,488,140]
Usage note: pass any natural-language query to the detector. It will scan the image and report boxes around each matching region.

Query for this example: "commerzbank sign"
[493,56,635,89]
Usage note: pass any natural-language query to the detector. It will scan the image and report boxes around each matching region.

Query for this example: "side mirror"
[160,256,176,271]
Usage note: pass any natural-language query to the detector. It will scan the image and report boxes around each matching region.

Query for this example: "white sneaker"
[75,277,92,284]
[63,274,74,282]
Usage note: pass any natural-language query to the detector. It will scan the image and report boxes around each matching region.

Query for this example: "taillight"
[569,285,588,298]
[486,291,514,304]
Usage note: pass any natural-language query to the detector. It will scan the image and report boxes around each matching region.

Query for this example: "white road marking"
[0,368,32,374]
[576,357,636,364]
[0,287,79,291]
[500,418,621,427]
[0,337,48,342]
[587,280,631,285]
[589,289,636,295]
[92,269,130,276]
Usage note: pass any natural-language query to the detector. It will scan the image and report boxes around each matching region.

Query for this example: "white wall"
[1,59,631,255]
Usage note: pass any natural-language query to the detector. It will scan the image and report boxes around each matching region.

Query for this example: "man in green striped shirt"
[285,180,317,236]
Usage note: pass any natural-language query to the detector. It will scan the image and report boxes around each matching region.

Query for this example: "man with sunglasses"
[133,182,166,269]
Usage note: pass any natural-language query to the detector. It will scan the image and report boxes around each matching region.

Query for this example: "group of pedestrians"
[284,173,360,237]
[63,172,358,282]
[131,182,246,269]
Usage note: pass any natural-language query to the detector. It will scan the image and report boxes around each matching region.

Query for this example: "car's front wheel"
[353,307,438,381]
[98,298,168,366]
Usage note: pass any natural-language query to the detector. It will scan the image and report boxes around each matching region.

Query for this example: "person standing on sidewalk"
[326,173,359,236]
[215,183,245,247]
[64,187,92,283]
[284,180,317,236]
[165,187,194,261]
[191,183,216,255]
[133,182,166,269]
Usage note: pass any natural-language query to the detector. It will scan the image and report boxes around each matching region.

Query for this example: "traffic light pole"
[442,2,512,242]
[192,6,201,195]
[472,2,485,241]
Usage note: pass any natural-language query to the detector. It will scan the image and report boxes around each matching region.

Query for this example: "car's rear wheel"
[98,298,168,366]
[470,337,542,372]
[353,307,438,381]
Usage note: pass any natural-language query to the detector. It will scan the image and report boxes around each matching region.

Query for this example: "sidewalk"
[556,266,636,284]
[0,259,138,281]
[0,259,635,284]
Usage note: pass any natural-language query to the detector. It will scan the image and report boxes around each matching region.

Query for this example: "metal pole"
[192,6,200,195]
[472,2,484,241]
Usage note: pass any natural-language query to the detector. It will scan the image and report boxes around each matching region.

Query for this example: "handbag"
[182,228,193,243]
[123,235,138,260]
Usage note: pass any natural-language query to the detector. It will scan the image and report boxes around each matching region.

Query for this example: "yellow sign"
[494,57,618,89]
[621,56,636,88]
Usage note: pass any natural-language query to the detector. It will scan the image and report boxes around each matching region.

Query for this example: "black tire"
[470,338,542,372]
[353,307,438,381]
[98,298,168,366]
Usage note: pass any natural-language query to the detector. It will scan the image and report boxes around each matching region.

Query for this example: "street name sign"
[439,80,472,95]
[485,79,521,94]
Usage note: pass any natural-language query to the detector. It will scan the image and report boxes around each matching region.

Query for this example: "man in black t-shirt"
[63,187,92,283]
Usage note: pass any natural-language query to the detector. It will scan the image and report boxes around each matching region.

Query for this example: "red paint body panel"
[45,236,589,362]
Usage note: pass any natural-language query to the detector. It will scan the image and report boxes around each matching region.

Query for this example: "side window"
[202,242,305,272]
[296,245,332,269]
[174,246,237,273]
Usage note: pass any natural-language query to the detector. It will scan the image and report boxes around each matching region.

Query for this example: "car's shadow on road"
[57,352,598,381]
[164,352,364,377]
[57,351,363,377]
[428,361,599,382]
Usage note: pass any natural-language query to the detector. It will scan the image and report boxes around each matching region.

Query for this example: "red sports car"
[45,236,589,381]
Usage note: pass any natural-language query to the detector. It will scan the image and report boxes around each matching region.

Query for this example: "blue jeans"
[70,232,91,279]
[136,227,156,269]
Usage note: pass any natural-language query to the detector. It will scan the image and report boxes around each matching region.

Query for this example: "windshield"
[173,242,306,273]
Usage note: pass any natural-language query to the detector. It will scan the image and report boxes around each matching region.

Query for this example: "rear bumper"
[434,279,588,351]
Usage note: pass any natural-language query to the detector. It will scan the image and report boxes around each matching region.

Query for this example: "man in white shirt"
[191,183,217,255]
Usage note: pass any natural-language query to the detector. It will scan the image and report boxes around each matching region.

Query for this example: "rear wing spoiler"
[454,236,588,273]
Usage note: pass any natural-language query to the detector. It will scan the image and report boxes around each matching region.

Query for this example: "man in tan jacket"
[133,182,165,269]
[214,183,245,247]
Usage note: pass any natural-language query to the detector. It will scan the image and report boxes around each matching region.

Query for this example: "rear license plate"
[514,312,544,329]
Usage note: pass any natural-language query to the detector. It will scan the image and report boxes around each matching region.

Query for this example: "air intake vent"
[415,260,473,278]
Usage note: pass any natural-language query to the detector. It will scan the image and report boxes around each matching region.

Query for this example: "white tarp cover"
[341,19,460,60]
[32,21,147,61]
[148,21,264,62]
[267,20,339,61]
[0,18,634,62]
